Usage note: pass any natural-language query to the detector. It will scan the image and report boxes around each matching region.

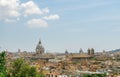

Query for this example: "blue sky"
[0,0,120,53]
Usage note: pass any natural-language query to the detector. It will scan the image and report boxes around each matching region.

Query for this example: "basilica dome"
[36,40,44,54]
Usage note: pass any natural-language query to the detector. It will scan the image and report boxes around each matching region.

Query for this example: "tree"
[83,73,107,77]
[28,67,37,77]
[9,58,45,77]
[0,52,45,77]
[11,58,24,77]
[0,51,7,77]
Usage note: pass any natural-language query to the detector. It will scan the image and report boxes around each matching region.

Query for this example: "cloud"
[21,1,43,16]
[0,0,59,28]
[42,8,50,14]
[43,14,60,20]
[27,19,48,28]
[0,0,20,20]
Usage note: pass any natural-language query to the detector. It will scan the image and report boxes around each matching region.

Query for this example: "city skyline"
[1,0,120,52]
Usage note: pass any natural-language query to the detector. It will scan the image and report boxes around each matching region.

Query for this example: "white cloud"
[43,14,60,20]
[42,8,50,14]
[21,1,43,16]
[27,19,48,28]
[0,0,59,28]
[0,0,20,20]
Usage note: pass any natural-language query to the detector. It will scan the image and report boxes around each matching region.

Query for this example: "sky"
[0,0,120,53]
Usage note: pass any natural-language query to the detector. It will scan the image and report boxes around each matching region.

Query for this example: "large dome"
[36,40,44,54]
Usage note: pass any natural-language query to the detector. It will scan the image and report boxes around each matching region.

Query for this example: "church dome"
[36,40,44,54]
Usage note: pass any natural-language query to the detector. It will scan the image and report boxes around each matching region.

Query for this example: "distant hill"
[109,48,120,53]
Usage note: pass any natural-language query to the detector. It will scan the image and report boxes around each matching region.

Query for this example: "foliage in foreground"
[83,73,107,77]
[0,51,7,77]
[0,51,45,77]
[8,58,45,77]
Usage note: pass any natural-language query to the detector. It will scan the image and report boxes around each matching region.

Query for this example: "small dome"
[65,50,68,54]
[79,48,83,54]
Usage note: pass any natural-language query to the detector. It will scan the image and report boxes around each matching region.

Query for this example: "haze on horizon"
[0,0,120,53]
